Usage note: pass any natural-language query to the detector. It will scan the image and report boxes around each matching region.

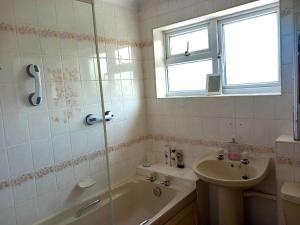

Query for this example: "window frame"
[164,22,219,96]
[218,7,281,95]
[161,3,280,97]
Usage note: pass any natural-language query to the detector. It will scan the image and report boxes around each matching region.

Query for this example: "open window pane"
[169,28,209,56]
[167,60,213,92]
[223,12,279,86]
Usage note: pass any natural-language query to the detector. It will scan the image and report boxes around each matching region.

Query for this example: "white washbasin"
[192,152,270,189]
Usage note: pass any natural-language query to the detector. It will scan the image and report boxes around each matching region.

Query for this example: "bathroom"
[0,0,299,224]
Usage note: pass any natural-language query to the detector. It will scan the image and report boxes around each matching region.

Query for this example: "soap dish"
[143,160,152,167]
[77,177,96,189]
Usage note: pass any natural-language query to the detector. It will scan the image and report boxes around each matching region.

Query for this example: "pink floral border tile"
[0,134,277,190]
[0,22,153,48]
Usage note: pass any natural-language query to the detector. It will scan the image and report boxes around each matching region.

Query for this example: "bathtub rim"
[33,175,197,225]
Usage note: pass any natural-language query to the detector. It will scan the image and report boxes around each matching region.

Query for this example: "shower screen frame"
[294,27,300,140]
[76,0,115,224]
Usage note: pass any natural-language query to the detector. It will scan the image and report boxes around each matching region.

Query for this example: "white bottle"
[170,148,177,168]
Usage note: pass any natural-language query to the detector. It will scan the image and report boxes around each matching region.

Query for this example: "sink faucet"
[239,152,250,168]
[76,199,101,218]
[239,158,250,168]
[216,150,224,160]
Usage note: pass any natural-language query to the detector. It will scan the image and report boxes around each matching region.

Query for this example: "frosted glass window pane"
[167,60,213,92]
[223,13,279,85]
[169,28,209,55]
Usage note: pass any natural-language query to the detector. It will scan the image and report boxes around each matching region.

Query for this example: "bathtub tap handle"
[160,180,170,187]
[146,173,156,182]
[160,175,170,187]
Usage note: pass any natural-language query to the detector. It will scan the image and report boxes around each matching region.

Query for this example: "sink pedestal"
[218,187,244,225]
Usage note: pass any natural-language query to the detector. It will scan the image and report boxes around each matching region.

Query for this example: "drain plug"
[242,175,249,180]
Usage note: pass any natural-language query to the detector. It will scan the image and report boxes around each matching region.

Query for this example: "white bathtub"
[35,176,196,225]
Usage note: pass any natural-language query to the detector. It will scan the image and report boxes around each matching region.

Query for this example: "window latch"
[184,41,190,56]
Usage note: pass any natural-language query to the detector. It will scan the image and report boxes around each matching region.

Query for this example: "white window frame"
[155,1,280,98]
[164,22,218,96]
[218,7,281,95]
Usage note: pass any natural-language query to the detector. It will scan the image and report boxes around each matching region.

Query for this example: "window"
[168,60,213,92]
[168,27,209,56]
[220,11,280,93]
[155,3,280,97]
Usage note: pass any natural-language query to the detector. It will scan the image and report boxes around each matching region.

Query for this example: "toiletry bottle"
[164,150,169,166]
[176,150,185,168]
[170,148,177,167]
[164,145,171,166]
[228,136,241,161]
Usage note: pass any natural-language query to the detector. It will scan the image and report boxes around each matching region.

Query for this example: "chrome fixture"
[160,176,170,187]
[216,150,224,160]
[76,199,101,218]
[146,173,156,182]
[27,64,42,106]
[85,111,114,125]
[239,158,250,168]
[239,152,250,168]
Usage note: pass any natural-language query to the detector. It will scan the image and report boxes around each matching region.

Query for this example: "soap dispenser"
[228,136,241,161]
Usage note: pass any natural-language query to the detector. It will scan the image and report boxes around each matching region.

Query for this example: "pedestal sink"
[192,152,270,225]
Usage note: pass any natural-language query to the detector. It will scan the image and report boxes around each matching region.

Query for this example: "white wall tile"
[36,0,57,28]
[35,173,57,195]
[0,150,10,180]
[0,207,17,225]
[56,167,75,190]
[13,179,36,204]
[13,0,38,25]
[15,198,38,225]
[52,134,72,163]
[31,139,53,169]
[36,190,59,220]
[0,113,5,148]
[28,112,51,141]
[70,130,88,158]
[0,31,18,53]
[0,84,20,113]
[7,144,33,176]
[0,186,14,211]
[49,110,69,136]
[0,53,20,84]
[67,107,86,131]
[0,0,14,23]
[17,34,41,55]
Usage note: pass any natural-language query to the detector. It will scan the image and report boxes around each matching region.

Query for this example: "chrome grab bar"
[75,199,101,218]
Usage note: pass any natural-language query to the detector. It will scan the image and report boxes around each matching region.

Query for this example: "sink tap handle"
[240,158,250,165]
[216,149,224,160]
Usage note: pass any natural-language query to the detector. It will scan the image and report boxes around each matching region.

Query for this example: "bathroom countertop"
[137,163,198,182]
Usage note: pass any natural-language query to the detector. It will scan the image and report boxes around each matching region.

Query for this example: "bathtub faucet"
[160,175,170,187]
[146,173,157,182]
[75,199,101,218]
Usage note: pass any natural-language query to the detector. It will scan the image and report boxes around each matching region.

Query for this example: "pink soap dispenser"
[228,136,241,161]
